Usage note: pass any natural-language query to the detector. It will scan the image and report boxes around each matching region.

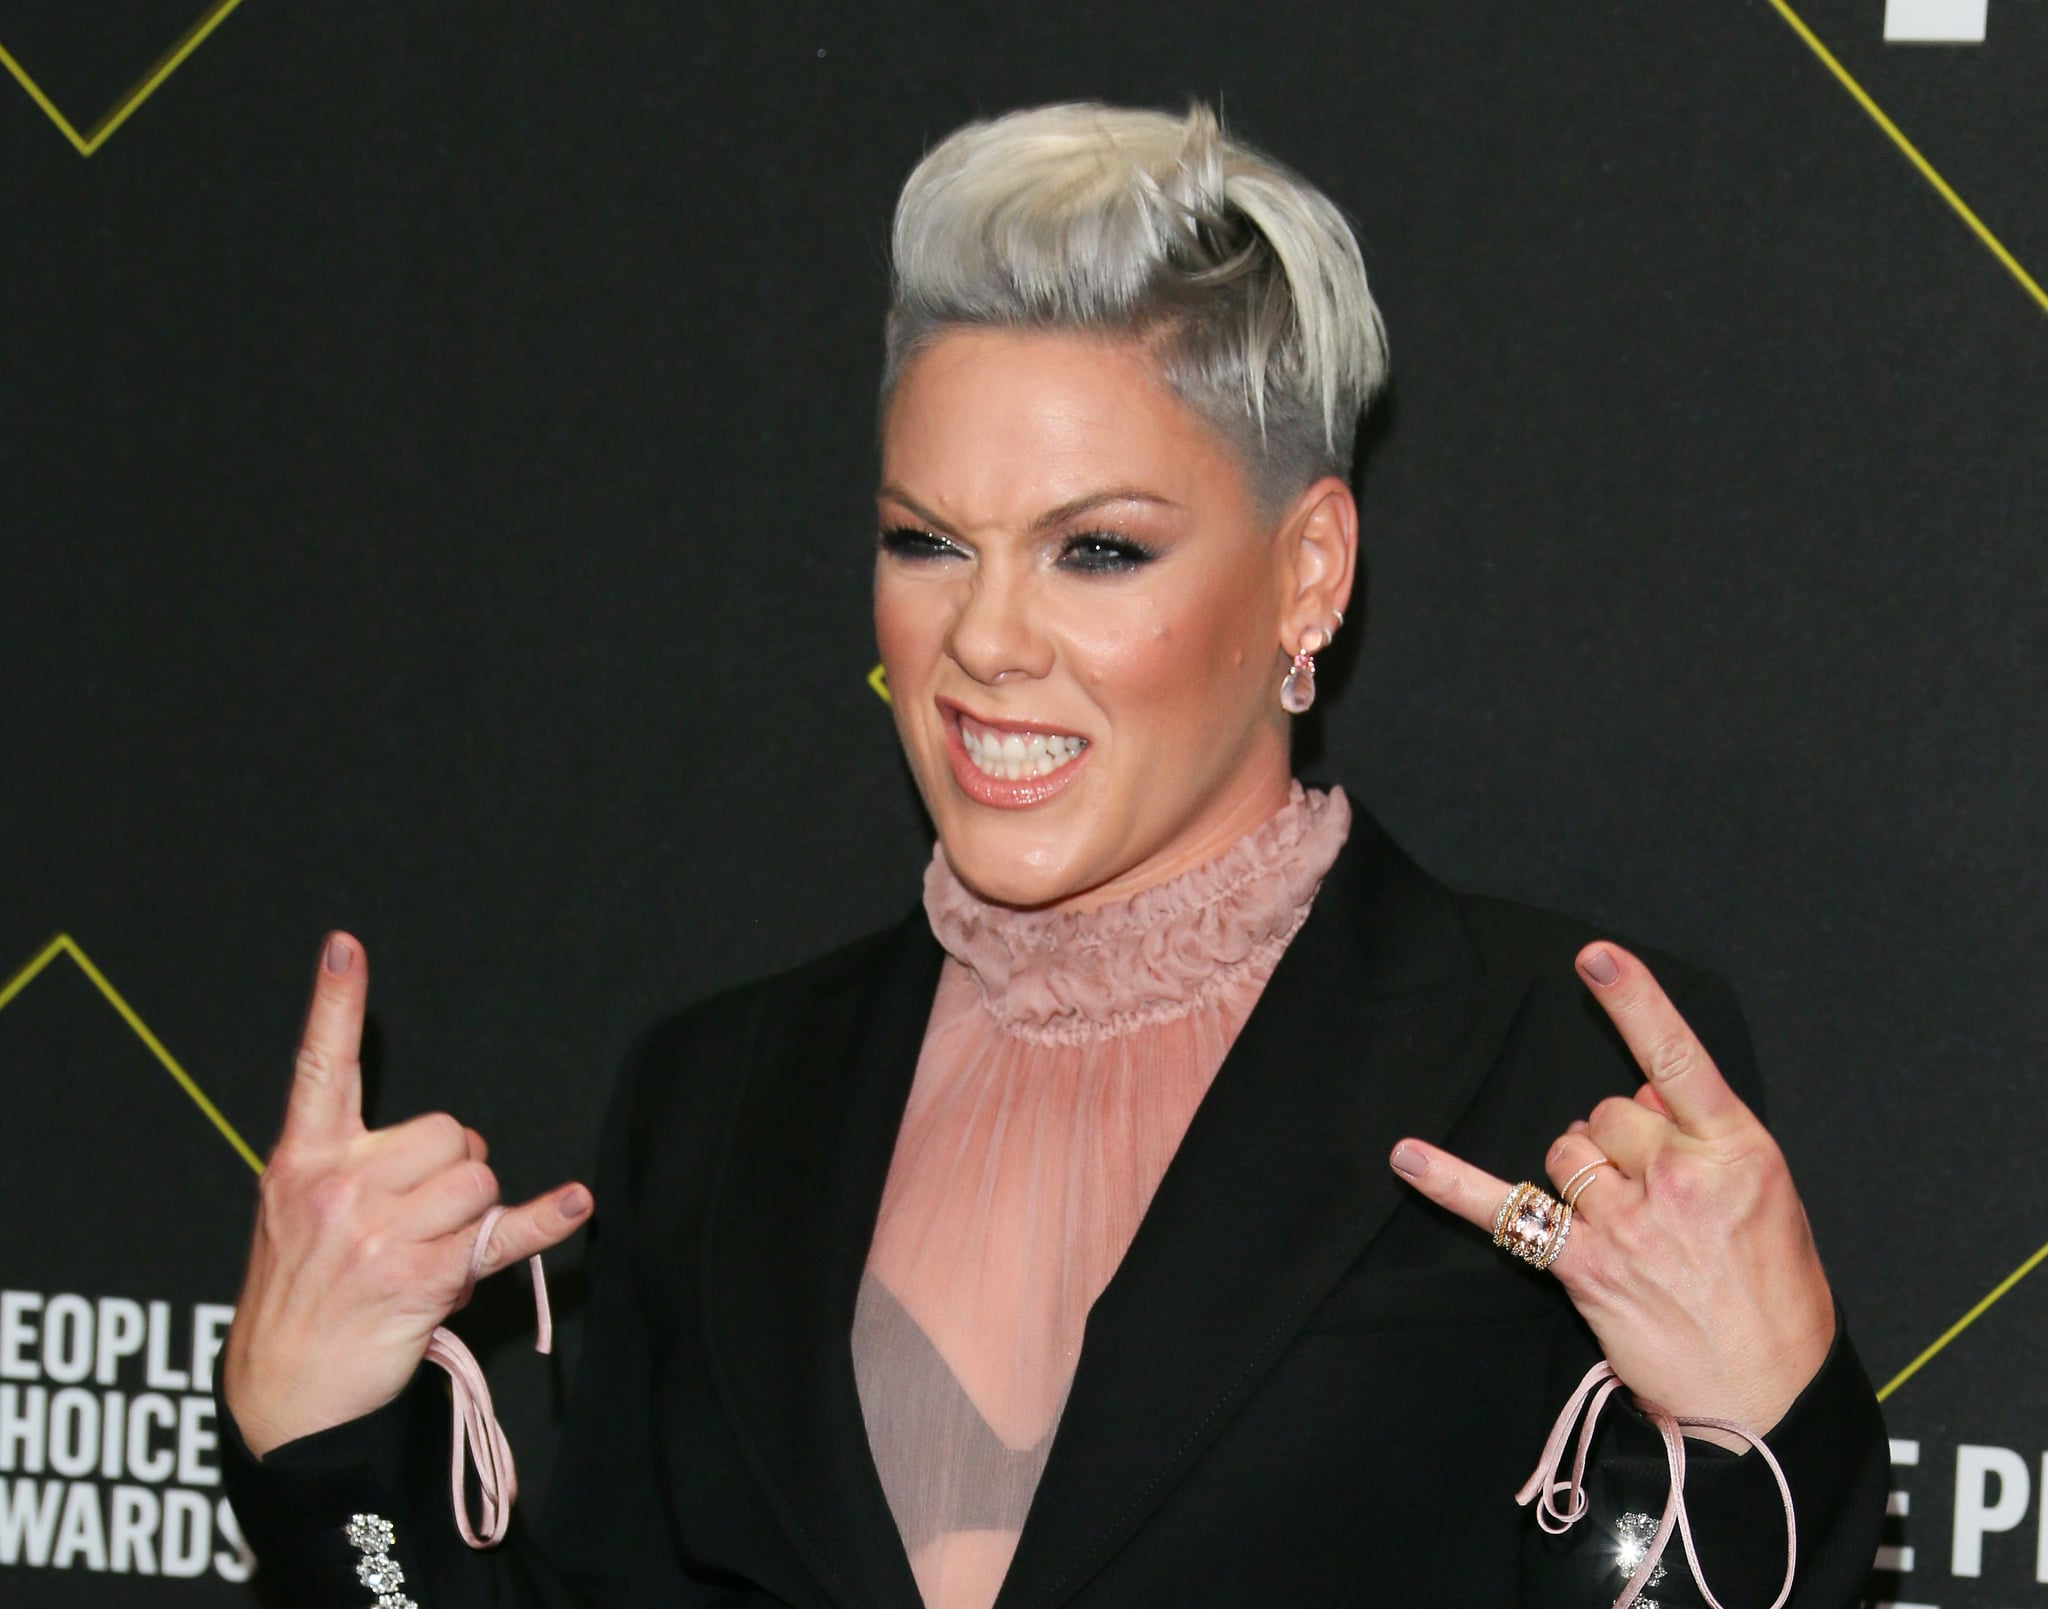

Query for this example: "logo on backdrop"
[0,1292,243,1581]
[1884,0,1989,43]
[1871,1422,2048,1607]
[0,936,262,1601]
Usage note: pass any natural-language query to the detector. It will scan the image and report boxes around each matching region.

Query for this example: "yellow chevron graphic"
[0,0,245,156]
[0,932,262,1172]
[1877,1231,2048,1402]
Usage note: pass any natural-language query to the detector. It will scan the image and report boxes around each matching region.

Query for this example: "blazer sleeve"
[1520,973,1889,1609]
[215,1022,737,1609]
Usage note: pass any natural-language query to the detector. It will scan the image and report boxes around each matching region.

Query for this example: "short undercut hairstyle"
[882,101,1390,512]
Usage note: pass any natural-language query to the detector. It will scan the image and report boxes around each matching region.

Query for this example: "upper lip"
[939,697,1089,743]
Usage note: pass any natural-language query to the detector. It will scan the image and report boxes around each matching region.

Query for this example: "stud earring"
[1280,624,1332,715]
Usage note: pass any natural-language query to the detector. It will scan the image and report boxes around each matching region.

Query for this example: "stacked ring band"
[1558,1157,1616,1211]
[1492,1182,1571,1270]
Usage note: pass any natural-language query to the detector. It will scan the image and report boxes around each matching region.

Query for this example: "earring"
[1280,624,1332,715]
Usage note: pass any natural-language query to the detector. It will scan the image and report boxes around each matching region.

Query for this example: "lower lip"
[942,716,1090,809]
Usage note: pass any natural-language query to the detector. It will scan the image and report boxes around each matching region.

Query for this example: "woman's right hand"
[220,932,592,1459]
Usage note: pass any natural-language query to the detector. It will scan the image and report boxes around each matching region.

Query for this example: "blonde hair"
[882,101,1390,508]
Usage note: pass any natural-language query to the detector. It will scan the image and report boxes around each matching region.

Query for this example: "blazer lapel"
[701,916,942,1609]
[994,812,1529,1609]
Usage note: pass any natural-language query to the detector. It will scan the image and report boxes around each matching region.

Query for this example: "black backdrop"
[3,2,2043,1603]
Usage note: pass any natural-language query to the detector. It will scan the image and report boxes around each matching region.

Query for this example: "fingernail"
[1389,1143,1427,1180]
[1579,949,1619,987]
[324,936,352,975]
[558,1187,591,1221]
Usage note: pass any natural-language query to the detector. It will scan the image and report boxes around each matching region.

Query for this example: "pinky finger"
[472,1184,594,1275]
[1389,1139,1519,1234]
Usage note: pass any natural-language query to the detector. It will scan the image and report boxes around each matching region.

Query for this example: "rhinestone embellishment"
[345,1512,417,1609]
[1615,1509,1668,1608]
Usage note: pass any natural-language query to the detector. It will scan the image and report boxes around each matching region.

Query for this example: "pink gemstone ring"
[1491,1181,1571,1271]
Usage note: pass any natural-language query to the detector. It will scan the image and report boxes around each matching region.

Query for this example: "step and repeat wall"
[2,2,2042,1603]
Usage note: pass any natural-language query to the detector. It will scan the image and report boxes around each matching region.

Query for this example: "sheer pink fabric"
[853,784,1351,1609]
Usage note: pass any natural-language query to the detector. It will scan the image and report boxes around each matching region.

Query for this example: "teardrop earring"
[1279,624,1332,715]
[1280,646,1317,714]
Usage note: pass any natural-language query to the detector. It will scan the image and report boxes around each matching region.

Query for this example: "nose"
[945,565,1053,686]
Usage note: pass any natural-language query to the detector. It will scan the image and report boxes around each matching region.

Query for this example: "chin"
[932,812,1103,911]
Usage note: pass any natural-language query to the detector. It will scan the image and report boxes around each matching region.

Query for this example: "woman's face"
[875,328,1352,910]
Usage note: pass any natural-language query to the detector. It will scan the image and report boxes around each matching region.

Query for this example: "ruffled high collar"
[921,783,1351,1041]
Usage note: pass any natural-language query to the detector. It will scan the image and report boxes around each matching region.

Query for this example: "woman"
[218,103,1887,1607]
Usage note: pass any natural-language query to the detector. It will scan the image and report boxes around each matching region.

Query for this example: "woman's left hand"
[1390,942,1837,1447]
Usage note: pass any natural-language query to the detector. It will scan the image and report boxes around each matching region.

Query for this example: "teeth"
[957,714,1088,781]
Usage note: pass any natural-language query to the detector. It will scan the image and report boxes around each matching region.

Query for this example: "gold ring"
[1559,1157,1616,1211]
[1492,1181,1571,1271]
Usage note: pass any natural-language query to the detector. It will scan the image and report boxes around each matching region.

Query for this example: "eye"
[1057,532,1157,574]
[877,525,965,561]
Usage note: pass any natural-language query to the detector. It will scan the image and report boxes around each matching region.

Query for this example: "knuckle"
[1645,1156,1703,1213]
[1585,1096,1632,1138]
[345,1227,391,1279]
[257,1157,297,1208]
[1648,1031,1696,1082]
[260,1141,305,1189]
[420,1111,467,1157]
[304,1171,362,1229]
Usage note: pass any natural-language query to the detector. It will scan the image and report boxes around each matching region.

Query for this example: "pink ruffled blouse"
[852,784,1352,1609]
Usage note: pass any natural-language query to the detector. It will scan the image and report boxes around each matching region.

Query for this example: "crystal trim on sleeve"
[345,1512,417,1609]
[1614,1510,1667,1608]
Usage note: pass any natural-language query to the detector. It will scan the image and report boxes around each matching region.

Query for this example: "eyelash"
[876,526,961,561]
[1058,532,1156,573]
[875,526,1158,574]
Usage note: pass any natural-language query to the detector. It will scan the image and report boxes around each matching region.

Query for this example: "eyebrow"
[876,483,1182,536]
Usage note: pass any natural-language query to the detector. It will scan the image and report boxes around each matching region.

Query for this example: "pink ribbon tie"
[1518,1360,1796,1609]
[422,1205,553,1549]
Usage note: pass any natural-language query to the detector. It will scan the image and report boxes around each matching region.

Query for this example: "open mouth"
[939,701,1093,807]
[956,710,1091,780]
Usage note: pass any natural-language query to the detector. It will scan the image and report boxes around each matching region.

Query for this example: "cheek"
[1073,575,1266,725]
[873,570,945,684]
[873,573,948,774]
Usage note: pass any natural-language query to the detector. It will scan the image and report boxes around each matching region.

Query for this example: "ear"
[1277,476,1358,649]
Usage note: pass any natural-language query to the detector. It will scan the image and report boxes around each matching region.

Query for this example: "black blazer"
[221,806,1888,1607]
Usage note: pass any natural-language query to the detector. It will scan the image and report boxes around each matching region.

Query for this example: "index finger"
[283,932,367,1142]
[1575,942,1751,1141]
